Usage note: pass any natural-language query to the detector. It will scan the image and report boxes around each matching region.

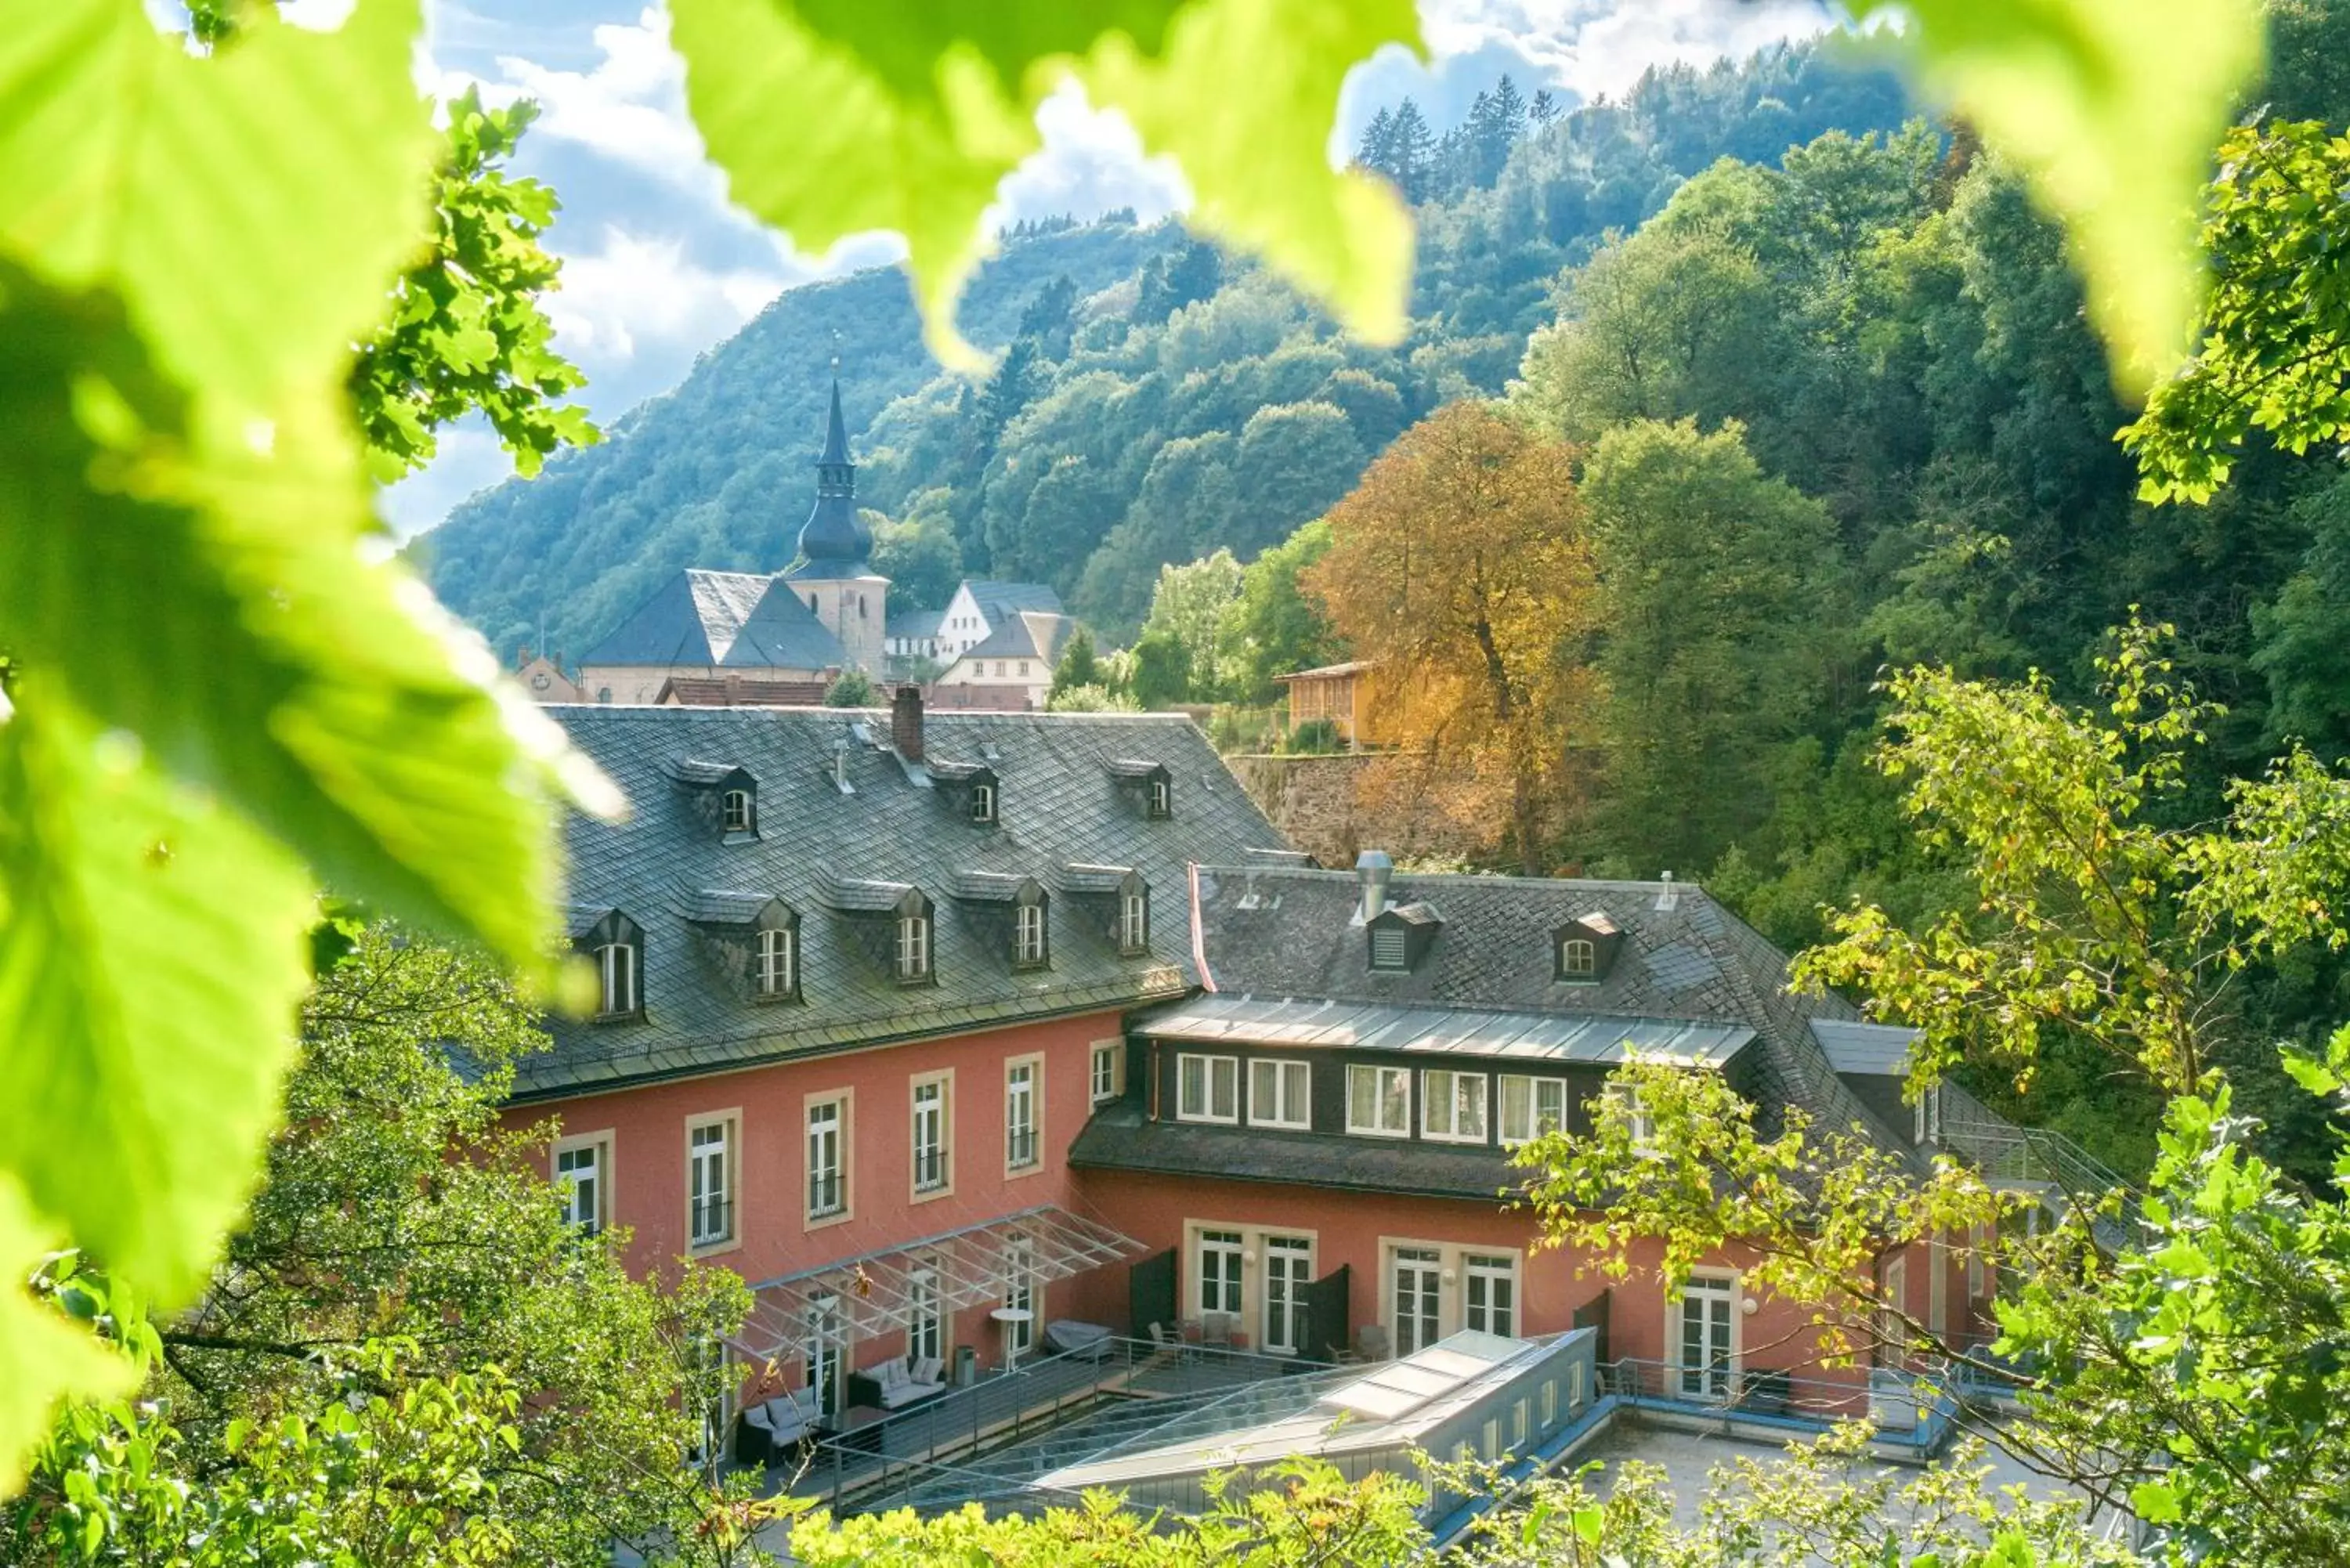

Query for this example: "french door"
[1676,1275,1737,1400]
[1263,1236,1313,1355]
[1391,1247,1441,1356]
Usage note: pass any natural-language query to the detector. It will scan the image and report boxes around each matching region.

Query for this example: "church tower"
[782,376,888,677]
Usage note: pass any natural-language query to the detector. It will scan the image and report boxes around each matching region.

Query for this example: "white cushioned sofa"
[850,1353,948,1411]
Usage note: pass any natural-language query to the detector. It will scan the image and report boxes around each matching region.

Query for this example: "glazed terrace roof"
[735,1204,1144,1361]
[1134,994,1755,1069]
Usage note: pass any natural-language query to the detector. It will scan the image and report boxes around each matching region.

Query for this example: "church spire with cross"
[794,353,868,569]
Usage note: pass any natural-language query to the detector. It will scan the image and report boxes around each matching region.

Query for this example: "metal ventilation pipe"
[1356,849,1394,923]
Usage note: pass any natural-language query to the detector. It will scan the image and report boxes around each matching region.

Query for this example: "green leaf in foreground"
[0,0,437,404]
[671,0,1418,367]
[1857,0,2264,396]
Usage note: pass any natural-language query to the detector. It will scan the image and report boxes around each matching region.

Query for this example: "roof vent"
[1355,849,1394,926]
[832,739,853,794]
[1654,871,1679,912]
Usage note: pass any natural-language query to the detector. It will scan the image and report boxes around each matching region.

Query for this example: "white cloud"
[989,80,1193,231]
[544,225,789,363]
[381,423,514,540]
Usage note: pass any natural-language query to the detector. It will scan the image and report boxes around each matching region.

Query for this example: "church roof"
[718,580,850,671]
[794,378,870,570]
[580,569,773,667]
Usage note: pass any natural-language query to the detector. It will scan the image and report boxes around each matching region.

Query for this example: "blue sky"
[388,0,1831,537]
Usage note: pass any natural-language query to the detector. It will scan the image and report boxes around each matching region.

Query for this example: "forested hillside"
[421,41,1909,657]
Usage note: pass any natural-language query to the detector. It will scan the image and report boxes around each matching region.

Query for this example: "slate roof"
[964,580,1064,624]
[1160,864,1918,1159]
[888,609,943,641]
[517,706,1287,1100]
[1070,1099,1519,1200]
[718,580,849,670]
[656,675,830,706]
[580,569,772,667]
[960,610,1076,665]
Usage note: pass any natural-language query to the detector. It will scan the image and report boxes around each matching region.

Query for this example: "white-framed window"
[1560,937,1596,977]
[687,1117,735,1248]
[1540,1377,1558,1427]
[1248,1059,1312,1129]
[1018,660,1029,676]
[808,1295,842,1415]
[1423,1069,1489,1143]
[1014,901,1047,966]
[1177,1053,1240,1124]
[1148,778,1171,818]
[756,925,795,999]
[1676,1272,1739,1400]
[1499,1076,1567,1145]
[1196,1228,1243,1316]
[1090,1042,1123,1104]
[1880,1252,1908,1361]
[912,1075,949,1194]
[1913,1083,1943,1145]
[1464,1253,1517,1338]
[1390,1245,1441,1356]
[721,788,754,833]
[1346,1064,1411,1137]
[896,911,931,981]
[1118,886,1148,952]
[806,1097,846,1219]
[971,781,996,823]
[554,1137,607,1234]
[1263,1234,1313,1355]
[909,1265,942,1363]
[1003,1234,1035,1353]
[1005,1057,1040,1170]
[597,940,638,1016]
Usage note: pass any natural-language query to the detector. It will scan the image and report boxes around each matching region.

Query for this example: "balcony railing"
[1600,1357,1959,1454]
[913,1147,946,1191]
[1006,1125,1039,1169]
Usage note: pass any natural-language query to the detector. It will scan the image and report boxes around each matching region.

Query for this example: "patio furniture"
[1043,1320,1114,1361]
[735,1388,822,1466]
[1200,1311,1236,1349]
[1345,1324,1392,1364]
[848,1353,948,1411]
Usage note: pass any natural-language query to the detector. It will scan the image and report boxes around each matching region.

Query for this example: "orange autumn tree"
[1305,402,1599,872]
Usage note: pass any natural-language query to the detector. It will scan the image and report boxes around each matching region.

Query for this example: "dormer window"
[971,780,997,823]
[1149,778,1171,818]
[572,909,645,1021]
[1014,893,1047,969]
[757,924,797,999]
[1553,912,1622,984]
[597,941,638,1016]
[722,789,754,833]
[896,909,932,982]
[1367,900,1441,973]
[1119,878,1148,955]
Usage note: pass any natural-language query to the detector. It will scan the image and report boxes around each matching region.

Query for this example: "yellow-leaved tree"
[1305,403,1599,873]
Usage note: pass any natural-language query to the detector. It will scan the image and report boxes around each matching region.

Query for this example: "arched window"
[1117,876,1149,955]
[1013,892,1047,969]
[597,940,638,1015]
[596,687,613,704]
[756,925,796,999]
[721,788,754,833]
[896,909,931,981]
[1560,938,1596,977]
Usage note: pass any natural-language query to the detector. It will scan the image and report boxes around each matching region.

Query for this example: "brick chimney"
[891,685,925,763]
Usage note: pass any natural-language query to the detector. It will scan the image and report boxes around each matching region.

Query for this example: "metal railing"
[807,1171,843,1219]
[1600,1357,1958,1455]
[797,1333,1328,1513]
[1937,1082,2138,1248]
[689,1197,732,1248]
[912,1147,945,1190]
[1006,1125,1039,1169]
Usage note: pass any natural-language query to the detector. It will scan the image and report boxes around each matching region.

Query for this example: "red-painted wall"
[1071,1167,1979,1392]
[508,1010,1124,1378]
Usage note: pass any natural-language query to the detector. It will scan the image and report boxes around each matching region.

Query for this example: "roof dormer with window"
[1552,912,1624,984]
[927,759,1001,826]
[950,872,1050,972]
[1061,863,1150,956]
[686,891,800,1004]
[569,907,645,1021]
[663,757,757,841]
[1105,758,1173,819]
[822,878,937,987]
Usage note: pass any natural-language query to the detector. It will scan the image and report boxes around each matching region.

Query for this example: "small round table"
[990,1307,1034,1373]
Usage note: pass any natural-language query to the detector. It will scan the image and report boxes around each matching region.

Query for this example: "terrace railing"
[1600,1357,1960,1456]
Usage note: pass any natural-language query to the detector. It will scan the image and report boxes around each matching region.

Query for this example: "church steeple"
[794,370,868,568]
